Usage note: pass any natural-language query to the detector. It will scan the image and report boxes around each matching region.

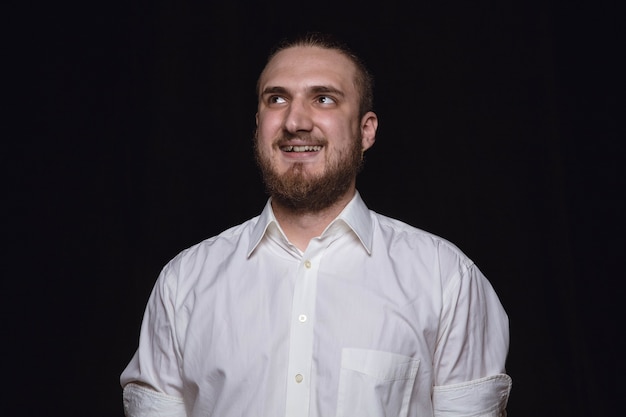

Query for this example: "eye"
[317,96,336,105]
[269,96,287,104]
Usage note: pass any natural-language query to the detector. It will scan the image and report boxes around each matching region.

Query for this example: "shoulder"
[372,211,473,265]
[369,211,482,293]
[161,216,260,279]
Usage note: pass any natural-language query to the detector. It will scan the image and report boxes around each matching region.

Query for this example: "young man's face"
[255,45,377,211]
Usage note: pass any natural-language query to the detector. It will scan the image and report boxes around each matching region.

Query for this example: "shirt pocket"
[336,348,420,417]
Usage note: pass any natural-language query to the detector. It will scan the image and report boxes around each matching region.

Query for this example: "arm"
[432,254,511,416]
[120,263,187,417]
[122,382,186,417]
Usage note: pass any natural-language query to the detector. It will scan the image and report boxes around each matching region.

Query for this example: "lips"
[280,145,323,152]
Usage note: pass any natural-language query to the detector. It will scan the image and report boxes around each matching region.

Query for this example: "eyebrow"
[261,86,288,96]
[309,85,345,97]
[261,85,345,97]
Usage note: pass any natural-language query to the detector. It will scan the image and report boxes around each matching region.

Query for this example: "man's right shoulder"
[167,215,262,268]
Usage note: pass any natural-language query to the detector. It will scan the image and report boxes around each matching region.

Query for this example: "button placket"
[285,251,322,416]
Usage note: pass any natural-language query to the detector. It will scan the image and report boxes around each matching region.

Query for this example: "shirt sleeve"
[120,262,186,410]
[433,374,512,417]
[432,243,511,413]
[123,383,187,417]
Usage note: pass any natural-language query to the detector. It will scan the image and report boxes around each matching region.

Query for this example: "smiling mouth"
[280,145,323,152]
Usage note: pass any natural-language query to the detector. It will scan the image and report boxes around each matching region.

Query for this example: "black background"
[6,1,624,416]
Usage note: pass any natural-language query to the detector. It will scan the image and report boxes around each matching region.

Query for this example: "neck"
[272,188,356,251]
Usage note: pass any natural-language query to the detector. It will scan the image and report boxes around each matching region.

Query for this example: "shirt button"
[298,314,307,322]
[295,374,304,383]
[304,260,311,269]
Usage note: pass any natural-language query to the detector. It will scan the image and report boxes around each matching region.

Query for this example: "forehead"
[259,46,358,93]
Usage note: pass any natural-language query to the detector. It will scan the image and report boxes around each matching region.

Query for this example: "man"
[120,32,511,416]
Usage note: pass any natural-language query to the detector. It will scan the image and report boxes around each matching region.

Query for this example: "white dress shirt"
[120,191,511,417]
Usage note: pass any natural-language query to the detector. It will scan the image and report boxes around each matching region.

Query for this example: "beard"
[254,132,364,213]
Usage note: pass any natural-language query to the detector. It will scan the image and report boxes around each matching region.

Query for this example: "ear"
[360,111,378,152]
[255,112,259,126]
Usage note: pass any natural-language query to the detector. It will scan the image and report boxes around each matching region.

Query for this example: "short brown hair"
[258,32,374,118]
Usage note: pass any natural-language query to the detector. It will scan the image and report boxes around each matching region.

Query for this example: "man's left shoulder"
[372,211,470,261]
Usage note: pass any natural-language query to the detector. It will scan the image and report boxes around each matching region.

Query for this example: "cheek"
[257,111,282,134]
[319,114,358,137]
[255,128,276,150]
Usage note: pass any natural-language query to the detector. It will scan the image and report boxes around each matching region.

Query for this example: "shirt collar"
[247,191,373,257]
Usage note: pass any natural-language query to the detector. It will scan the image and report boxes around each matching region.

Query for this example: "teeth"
[282,145,322,152]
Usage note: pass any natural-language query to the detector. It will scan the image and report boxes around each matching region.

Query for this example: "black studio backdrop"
[6,1,623,416]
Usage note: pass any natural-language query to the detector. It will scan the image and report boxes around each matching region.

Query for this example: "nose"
[283,99,313,134]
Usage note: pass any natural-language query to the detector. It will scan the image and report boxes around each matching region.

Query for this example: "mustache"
[274,133,328,147]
